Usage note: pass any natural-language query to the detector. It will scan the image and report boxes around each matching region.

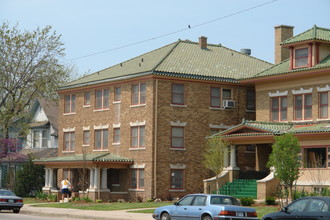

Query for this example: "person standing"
[61,177,72,201]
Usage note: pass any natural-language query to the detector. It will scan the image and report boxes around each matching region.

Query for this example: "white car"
[0,189,24,213]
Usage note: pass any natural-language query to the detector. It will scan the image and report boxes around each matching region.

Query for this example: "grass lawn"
[31,200,279,218]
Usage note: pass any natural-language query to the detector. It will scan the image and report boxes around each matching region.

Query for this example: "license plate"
[236,212,244,217]
[8,199,14,203]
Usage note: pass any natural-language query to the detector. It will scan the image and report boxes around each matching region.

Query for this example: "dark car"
[262,196,330,220]
[152,193,259,220]
[0,189,24,213]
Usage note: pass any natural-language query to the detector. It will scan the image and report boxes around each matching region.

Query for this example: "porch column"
[224,147,229,167]
[93,167,99,189]
[229,145,237,168]
[49,168,54,188]
[101,168,109,190]
[89,168,94,189]
[44,168,49,187]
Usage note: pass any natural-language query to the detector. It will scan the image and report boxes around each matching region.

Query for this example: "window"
[319,92,328,119]
[132,83,146,105]
[171,169,184,189]
[295,48,308,67]
[64,94,75,113]
[172,84,184,105]
[192,195,207,206]
[95,89,109,110]
[33,130,48,148]
[83,130,90,145]
[303,147,327,168]
[271,96,287,121]
[177,195,194,205]
[247,89,256,110]
[114,87,121,102]
[131,126,145,148]
[64,132,75,151]
[171,127,184,148]
[294,94,312,120]
[210,87,233,108]
[131,169,144,189]
[94,129,108,150]
[84,92,91,106]
[113,128,120,144]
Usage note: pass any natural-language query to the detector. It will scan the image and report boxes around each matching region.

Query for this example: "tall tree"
[0,22,70,138]
[203,135,229,193]
[268,133,301,205]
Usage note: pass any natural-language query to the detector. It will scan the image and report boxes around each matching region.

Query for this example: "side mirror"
[281,207,288,213]
[174,202,178,206]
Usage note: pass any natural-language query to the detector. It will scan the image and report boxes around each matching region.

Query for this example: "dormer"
[280,25,330,70]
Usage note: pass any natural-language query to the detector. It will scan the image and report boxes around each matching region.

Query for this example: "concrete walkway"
[21,203,155,220]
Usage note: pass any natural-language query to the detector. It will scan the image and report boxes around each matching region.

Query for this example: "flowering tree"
[0,138,27,190]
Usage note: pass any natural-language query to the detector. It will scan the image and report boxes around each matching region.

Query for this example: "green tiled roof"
[61,40,272,90]
[219,120,330,138]
[282,25,330,45]
[34,152,133,163]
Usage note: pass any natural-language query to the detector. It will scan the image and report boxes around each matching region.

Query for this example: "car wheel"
[202,215,212,220]
[13,208,20,213]
[161,212,171,220]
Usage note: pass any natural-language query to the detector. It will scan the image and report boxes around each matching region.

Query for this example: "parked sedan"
[152,193,259,220]
[0,189,24,213]
[262,196,330,220]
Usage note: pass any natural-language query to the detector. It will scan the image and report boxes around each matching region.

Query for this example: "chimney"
[274,25,294,64]
[240,48,251,56]
[199,36,207,49]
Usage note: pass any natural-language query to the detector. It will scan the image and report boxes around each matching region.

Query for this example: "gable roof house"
[205,25,330,200]
[35,37,271,202]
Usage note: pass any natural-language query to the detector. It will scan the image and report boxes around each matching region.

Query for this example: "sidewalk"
[21,203,155,220]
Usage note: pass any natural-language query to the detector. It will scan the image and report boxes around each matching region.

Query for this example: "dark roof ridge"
[281,25,330,45]
[152,40,181,70]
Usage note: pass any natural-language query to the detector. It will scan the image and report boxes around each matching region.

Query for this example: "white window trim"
[83,126,90,130]
[130,121,146,126]
[94,124,109,130]
[268,91,288,97]
[317,85,330,92]
[292,88,313,95]
[130,164,145,169]
[63,127,75,132]
[113,123,121,128]
[170,164,186,169]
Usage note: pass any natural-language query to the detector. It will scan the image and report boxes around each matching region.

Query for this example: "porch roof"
[34,152,134,165]
[217,120,330,138]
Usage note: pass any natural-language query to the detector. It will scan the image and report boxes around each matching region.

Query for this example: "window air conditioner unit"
[223,100,235,109]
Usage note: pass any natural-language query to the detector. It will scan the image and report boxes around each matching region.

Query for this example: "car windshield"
[210,196,239,205]
[0,190,16,196]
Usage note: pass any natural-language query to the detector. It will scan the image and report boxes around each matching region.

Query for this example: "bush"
[240,197,255,206]
[35,191,48,200]
[47,194,57,202]
[265,196,277,205]
[96,199,102,203]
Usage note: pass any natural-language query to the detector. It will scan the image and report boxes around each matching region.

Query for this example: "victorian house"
[205,25,330,200]
[35,37,271,201]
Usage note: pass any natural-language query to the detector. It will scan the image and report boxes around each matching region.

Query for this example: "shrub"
[240,197,255,206]
[96,199,102,203]
[47,194,57,202]
[265,196,277,205]
[146,198,154,202]
[35,191,48,200]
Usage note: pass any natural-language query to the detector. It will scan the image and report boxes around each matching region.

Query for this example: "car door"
[276,198,310,219]
[170,195,195,220]
[186,195,207,220]
[301,198,329,220]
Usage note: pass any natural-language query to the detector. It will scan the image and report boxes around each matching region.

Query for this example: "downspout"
[153,79,158,198]
[98,166,100,200]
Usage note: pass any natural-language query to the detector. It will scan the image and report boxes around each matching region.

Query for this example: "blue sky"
[1,0,329,78]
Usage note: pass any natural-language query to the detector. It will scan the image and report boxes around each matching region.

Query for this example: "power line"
[65,0,279,62]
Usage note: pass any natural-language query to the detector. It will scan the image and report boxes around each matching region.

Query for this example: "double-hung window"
[94,129,108,150]
[210,87,232,108]
[64,132,75,151]
[295,48,309,68]
[131,169,144,189]
[84,92,91,106]
[64,94,76,114]
[113,128,120,144]
[95,89,109,110]
[294,94,312,120]
[83,130,90,145]
[33,130,48,148]
[171,127,184,149]
[271,96,287,121]
[170,169,184,189]
[172,84,184,105]
[132,83,146,105]
[319,92,328,119]
[114,87,121,102]
[131,126,145,148]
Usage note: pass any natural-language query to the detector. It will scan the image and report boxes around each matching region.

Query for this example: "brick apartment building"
[204,25,330,200]
[35,36,271,201]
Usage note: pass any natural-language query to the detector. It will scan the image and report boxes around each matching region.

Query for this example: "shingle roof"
[61,40,272,90]
[34,152,133,163]
[281,25,330,45]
